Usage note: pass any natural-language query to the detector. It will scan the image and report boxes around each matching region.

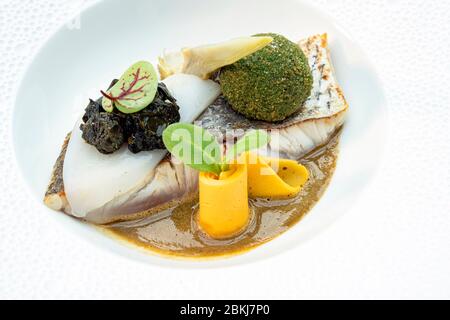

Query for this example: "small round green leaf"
[101,61,158,113]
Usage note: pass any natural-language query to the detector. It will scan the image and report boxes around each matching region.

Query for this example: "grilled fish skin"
[201,34,347,159]
[44,34,348,224]
[44,133,71,212]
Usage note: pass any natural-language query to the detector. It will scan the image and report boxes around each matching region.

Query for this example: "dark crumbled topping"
[80,99,125,154]
[80,82,180,154]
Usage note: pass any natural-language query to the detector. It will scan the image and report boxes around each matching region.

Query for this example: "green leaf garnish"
[222,130,270,171]
[162,123,222,176]
[163,124,270,175]
[101,61,158,114]
[225,130,270,163]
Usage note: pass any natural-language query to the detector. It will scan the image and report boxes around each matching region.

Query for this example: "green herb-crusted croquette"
[220,33,313,122]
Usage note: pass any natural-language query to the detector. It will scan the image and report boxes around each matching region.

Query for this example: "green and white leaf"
[162,123,222,175]
[102,61,158,114]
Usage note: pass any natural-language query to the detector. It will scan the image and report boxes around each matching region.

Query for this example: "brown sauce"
[102,132,340,259]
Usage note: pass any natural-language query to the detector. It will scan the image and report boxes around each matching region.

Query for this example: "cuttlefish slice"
[158,36,273,80]
[44,34,348,224]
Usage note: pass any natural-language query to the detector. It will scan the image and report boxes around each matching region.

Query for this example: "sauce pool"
[101,132,340,258]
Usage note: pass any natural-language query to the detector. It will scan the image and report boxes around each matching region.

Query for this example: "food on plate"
[81,81,180,154]
[62,74,220,221]
[198,161,249,239]
[123,83,180,153]
[44,33,348,258]
[80,98,125,154]
[245,153,309,198]
[220,33,313,122]
[101,61,159,114]
[158,36,273,80]
[162,124,271,239]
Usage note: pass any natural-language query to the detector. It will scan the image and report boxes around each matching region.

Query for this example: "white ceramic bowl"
[13,0,387,267]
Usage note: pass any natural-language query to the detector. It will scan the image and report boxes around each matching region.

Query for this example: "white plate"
[13,0,386,267]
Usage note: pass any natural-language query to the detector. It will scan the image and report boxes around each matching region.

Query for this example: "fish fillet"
[61,74,220,219]
[44,34,348,224]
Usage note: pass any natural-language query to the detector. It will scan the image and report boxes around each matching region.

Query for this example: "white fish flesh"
[60,74,220,221]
